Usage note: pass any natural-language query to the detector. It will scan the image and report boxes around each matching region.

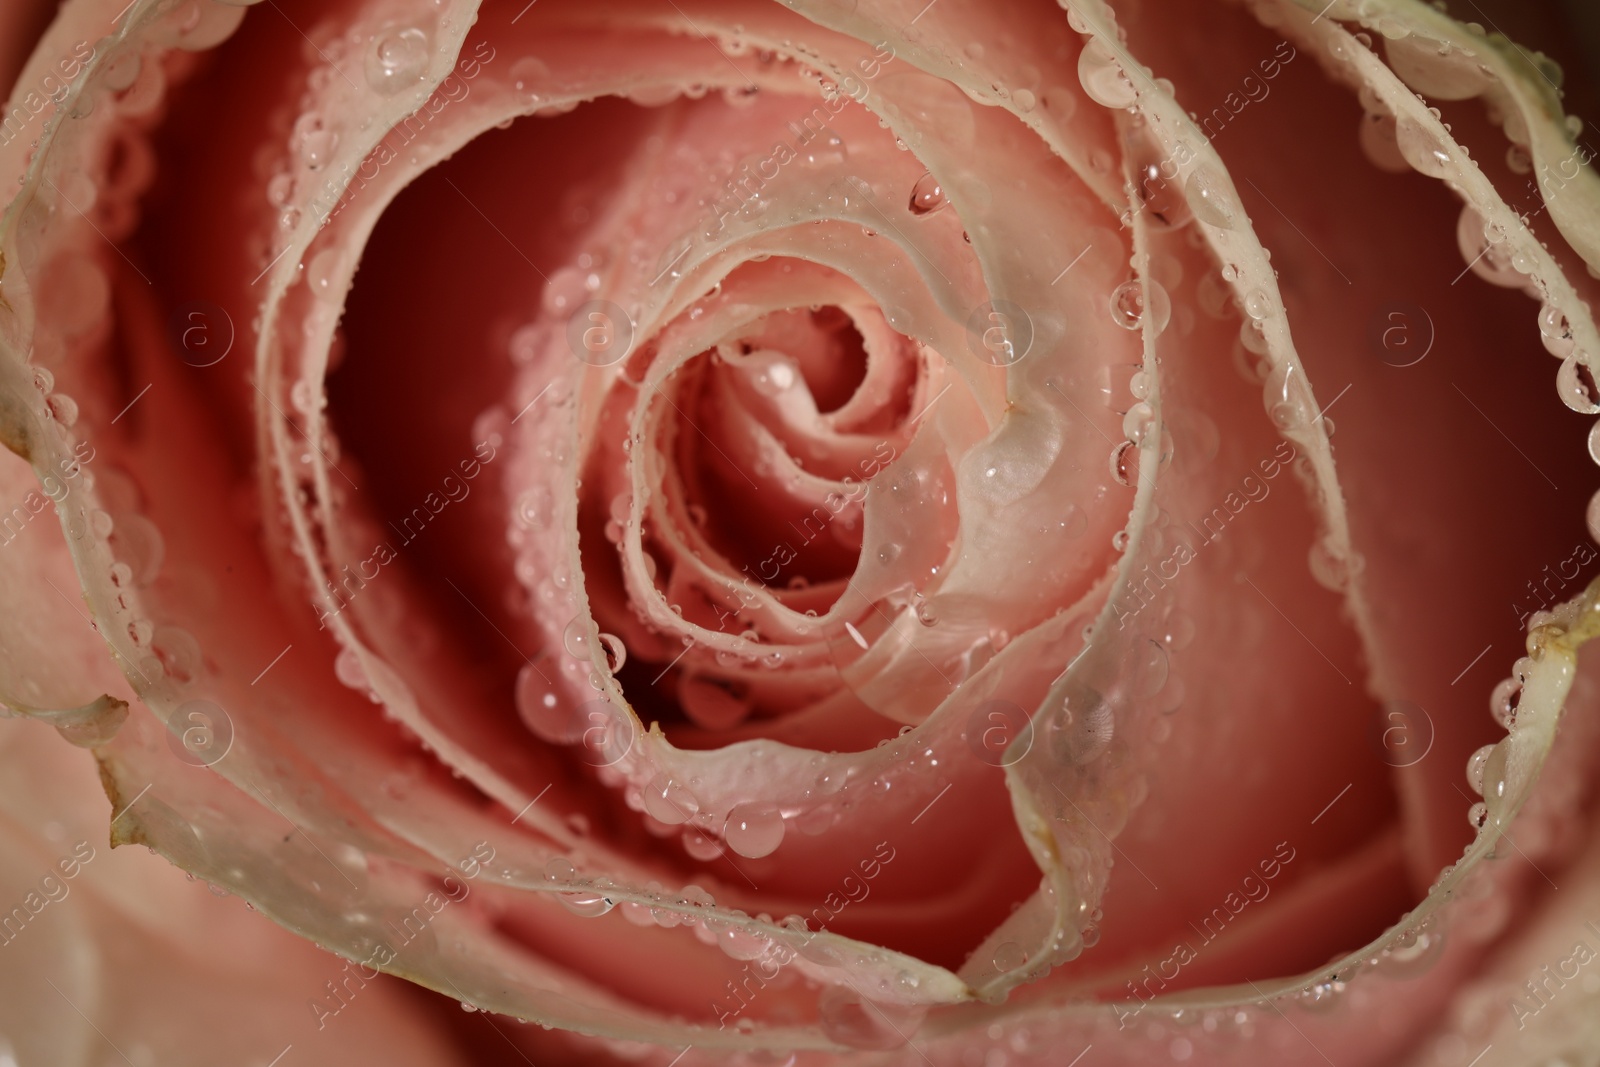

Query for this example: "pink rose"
[2,0,1600,1064]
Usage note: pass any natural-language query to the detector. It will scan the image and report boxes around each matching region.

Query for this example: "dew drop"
[542,265,589,315]
[1109,440,1139,487]
[725,802,785,858]
[515,661,580,742]
[1122,402,1155,445]
[1358,111,1410,173]
[46,393,79,426]
[597,633,627,673]
[993,940,1028,970]
[557,890,615,917]
[1185,165,1237,229]
[562,616,593,660]
[510,56,551,98]
[1131,150,1192,230]
[292,112,338,171]
[1455,206,1521,288]
[642,776,699,825]
[682,824,725,860]
[1394,116,1452,177]
[908,172,947,215]
[1538,303,1575,358]
[334,646,368,690]
[1048,681,1114,766]
[1557,353,1600,414]
[1489,676,1521,730]
[1109,280,1145,329]
[1465,742,1495,794]
[1242,289,1272,320]
[1077,38,1137,109]
[366,26,429,94]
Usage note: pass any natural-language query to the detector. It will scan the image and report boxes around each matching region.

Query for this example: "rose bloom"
[2,0,1600,1064]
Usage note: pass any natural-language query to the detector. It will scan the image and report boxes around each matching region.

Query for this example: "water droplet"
[515,661,580,742]
[1557,353,1600,413]
[1185,165,1237,229]
[1109,440,1139,486]
[1242,289,1272,320]
[1013,88,1037,112]
[333,646,369,690]
[682,824,725,860]
[46,393,79,426]
[1077,38,1137,108]
[562,616,593,660]
[908,172,947,215]
[1110,281,1146,329]
[557,890,615,917]
[1467,800,1489,830]
[597,633,627,673]
[818,988,922,1050]
[292,112,338,170]
[510,56,551,98]
[1538,303,1575,358]
[720,925,771,961]
[993,940,1028,970]
[642,776,699,824]
[1130,147,1192,230]
[1112,529,1129,551]
[1264,362,1316,432]
[1047,680,1114,765]
[1455,206,1521,288]
[542,265,590,315]
[1489,676,1521,729]
[725,802,785,858]
[1122,402,1155,444]
[1394,116,1452,177]
[1465,742,1495,794]
[366,26,429,94]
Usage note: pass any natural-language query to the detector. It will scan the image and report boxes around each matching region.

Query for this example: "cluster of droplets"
[1329,22,1600,546]
[1108,358,1163,490]
[258,15,442,262]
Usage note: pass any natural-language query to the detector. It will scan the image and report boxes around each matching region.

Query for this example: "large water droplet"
[1465,742,1495,794]
[725,802,785,858]
[366,26,430,94]
[1557,353,1600,413]
[1454,206,1521,288]
[1130,151,1191,230]
[1185,165,1238,229]
[818,988,922,1050]
[1077,38,1137,109]
[1047,680,1114,765]
[1489,676,1521,730]
[1394,116,1452,177]
[557,890,615,917]
[1122,402,1155,445]
[1109,281,1146,329]
[1539,303,1575,358]
[642,775,699,825]
[515,660,580,742]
